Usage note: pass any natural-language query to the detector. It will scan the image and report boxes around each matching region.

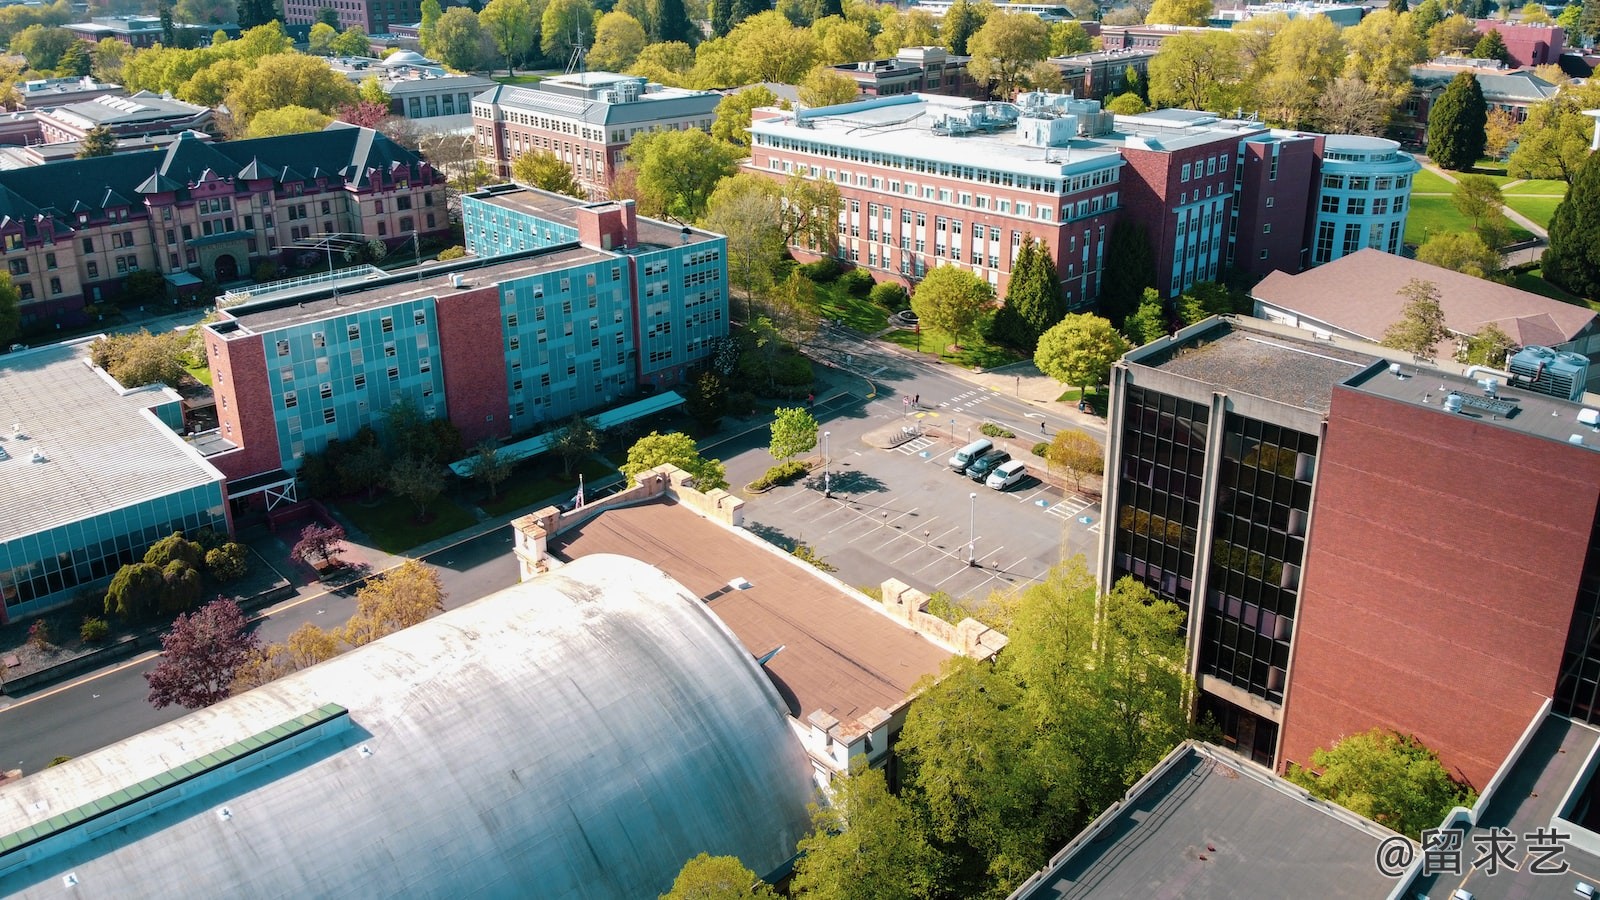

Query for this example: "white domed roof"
[382,49,430,67]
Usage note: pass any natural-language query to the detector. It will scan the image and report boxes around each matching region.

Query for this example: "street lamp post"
[823,430,831,498]
[968,492,978,566]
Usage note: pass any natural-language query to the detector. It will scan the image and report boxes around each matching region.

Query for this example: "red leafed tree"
[291,522,345,567]
[337,100,390,129]
[145,599,261,709]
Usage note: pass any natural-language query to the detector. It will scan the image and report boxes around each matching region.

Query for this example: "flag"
[575,474,585,509]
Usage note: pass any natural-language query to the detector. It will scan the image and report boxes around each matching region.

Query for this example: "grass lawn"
[1056,386,1110,417]
[1404,194,1532,247]
[337,492,477,554]
[814,282,889,332]
[1505,195,1563,229]
[1509,268,1599,312]
[1410,169,1457,194]
[1505,179,1568,196]
[882,325,1021,369]
[184,364,212,386]
[478,455,617,518]
[492,73,542,85]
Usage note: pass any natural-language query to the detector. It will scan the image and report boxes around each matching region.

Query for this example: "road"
[0,527,519,775]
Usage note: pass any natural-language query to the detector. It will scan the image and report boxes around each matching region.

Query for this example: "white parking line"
[896,437,935,455]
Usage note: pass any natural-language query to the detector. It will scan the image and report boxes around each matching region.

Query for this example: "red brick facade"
[1118,137,1240,296]
[1281,386,1600,788]
[435,284,510,449]
[204,326,283,481]
[1229,135,1323,281]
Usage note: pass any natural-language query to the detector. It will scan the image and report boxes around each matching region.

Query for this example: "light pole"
[823,430,831,498]
[968,492,978,566]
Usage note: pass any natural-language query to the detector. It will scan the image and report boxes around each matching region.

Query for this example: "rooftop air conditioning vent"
[1580,409,1599,428]
[727,577,751,591]
[1571,434,1587,446]
[30,447,46,463]
[1444,393,1465,414]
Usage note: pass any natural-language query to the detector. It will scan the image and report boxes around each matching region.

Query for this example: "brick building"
[34,92,213,145]
[1099,315,1600,789]
[1472,20,1566,68]
[0,125,448,332]
[200,185,728,500]
[1399,60,1561,145]
[831,46,984,99]
[472,72,721,198]
[1048,48,1158,101]
[64,16,240,48]
[283,0,421,36]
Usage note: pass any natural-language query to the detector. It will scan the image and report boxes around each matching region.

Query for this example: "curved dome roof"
[0,555,817,898]
[381,49,430,67]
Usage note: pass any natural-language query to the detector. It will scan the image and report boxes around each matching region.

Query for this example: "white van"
[948,438,993,474]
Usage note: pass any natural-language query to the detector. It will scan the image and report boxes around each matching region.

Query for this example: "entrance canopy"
[448,391,684,477]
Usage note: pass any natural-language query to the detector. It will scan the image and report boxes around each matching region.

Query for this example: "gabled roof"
[1251,249,1599,353]
[1410,64,1561,103]
[133,169,182,194]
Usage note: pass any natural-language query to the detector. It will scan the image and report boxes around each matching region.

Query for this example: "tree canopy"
[246,104,332,138]
[712,85,776,149]
[965,11,1051,98]
[790,765,942,900]
[703,173,785,303]
[341,559,447,646]
[768,406,818,461]
[910,265,994,349]
[1145,0,1213,26]
[992,236,1064,352]
[1544,146,1600,300]
[621,431,730,491]
[1287,729,1475,839]
[512,150,585,197]
[1416,231,1500,279]
[660,853,776,899]
[145,599,261,709]
[1425,71,1487,171]
[588,11,648,72]
[1034,313,1130,393]
[627,128,739,221]
[1381,278,1451,358]
[225,52,359,128]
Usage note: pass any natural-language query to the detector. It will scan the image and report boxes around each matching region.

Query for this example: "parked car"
[985,459,1028,491]
[948,438,994,474]
[968,450,1013,483]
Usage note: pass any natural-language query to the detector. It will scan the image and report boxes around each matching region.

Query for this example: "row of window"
[754,132,1115,196]
[1321,173,1410,191]
[1318,194,1407,216]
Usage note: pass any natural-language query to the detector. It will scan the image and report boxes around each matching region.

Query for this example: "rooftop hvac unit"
[1509,345,1590,402]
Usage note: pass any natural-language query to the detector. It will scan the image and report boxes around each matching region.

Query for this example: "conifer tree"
[1544,149,1600,300]
[1426,72,1487,171]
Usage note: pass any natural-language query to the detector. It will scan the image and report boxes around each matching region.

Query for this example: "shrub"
[145,532,203,569]
[870,281,909,310]
[838,267,874,296]
[790,542,836,572]
[206,543,250,582]
[436,245,467,260]
[1031,441,1049,457]
[980,423,1016,439]
[27,619,52,650]
[106,562,164,622]
[771,351,814,387]
[80,616,110,643]
[750,459,809,490]
[798,257,842,283]
[49,756,71,767]
[253,261,281,282]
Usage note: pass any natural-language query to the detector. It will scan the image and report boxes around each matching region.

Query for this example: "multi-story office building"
[202,186,728,494]
[33,92,213,146]
[1048,48,1158,101]
[327,52,495,131]
[471,73,721,198]
[1471,20,1566,68]
[1099,315,1600,789]
[0,125,449,332]
[748,94,1376,304]
[1308,135,1419,264]
[283,0,421,36]
[831,46,983,99]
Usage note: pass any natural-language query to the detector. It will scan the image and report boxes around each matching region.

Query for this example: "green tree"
[418,0,443,53]
[1472,27,1510,62]
[89,330,186,388]
[56,38,91,76]
[330,25,370,57]
[551,415,600,476]
[387,454,445,518]
[1389,0,1408,10]
[588,11,648,71]
[684,371,729,430]
[1104,91,1149,115]
[873,7,939,55]
[722,11,816,84]
[1381,278,1451,359]
[159,0,176,45]
[790,766,943,900]
[778,173,842,255]
[1418,230,1501,278]
[798,65,858,108]
[994,236,1064,351]
[236,0,279,29]
[225,53,358,128]
[965,11,1050,98]
[1428,13,1479,56]
[205,542,249,582]
[1544,147,1600,299]
[1146,0,1213,23]
[651,0,697,44]
[1461,322,1516,366]
[246,104,332,137]
[940,0,990,55]
[1148,31,1243,112]
[1508,81,1600,183]
[543,0,596,64]
[75,123,115,159]
[910,265,994,350]
[10,25,75,72]
[765,268,820,346]
[1411,0,1444,36]
[308,20,338,54]
[1035,313,1130,394]
[621,431,729,491]
[1342,9,1426,101]
[711,85,776,149]
[430,7,487,72]
[813,15,871,65]
[105,561,165,622]
[90,37,132,83]
[703,173,784,309]
[467,440,514,499]
[480,0,536,74]
[1287,729,1475,839]
[1045,428,1104,491]
[0,271,18,349]
[1124,287,1167,345]
[341,559,446,646]
[512,150,584,197]
[144,532,203,569]
[768,406,818,461]
[1049,21,1092,56]
[626,128,739,221]
[1177,280,1241,325]
[159,559,202,613]
[1100,222,1156,328]
[661,853,776,899]
[629,39,695,85]
[1425,71,1487,171]
[317,5,340,26]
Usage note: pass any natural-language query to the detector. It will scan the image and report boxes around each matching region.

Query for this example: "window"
[284,391,297,408]
[1181,163,1191,181]
[354,373,365,389]
[49,277,60,294]
[323,408,336,424]
[276,339,290,356]
[1346,198,1365,215]
[7,259,25,275]
[1262,224,1272,234]
[86,261,98,278]
[348,324,360,340]
[319,383,333,399]
[82,238,94,253]
[313,332,326,348]
[44,252,55,269]
[381,316,393,333]
[17,282,30,300]
[414,310,425,326]
[1320,194,1339,213]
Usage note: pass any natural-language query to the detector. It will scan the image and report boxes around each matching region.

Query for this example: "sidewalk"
[1416,160,1548,269]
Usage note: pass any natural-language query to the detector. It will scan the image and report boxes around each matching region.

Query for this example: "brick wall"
[205,327,285,480]
[1281,386,1600,788]
[434,283,509,448]
[1231,136,1322,280]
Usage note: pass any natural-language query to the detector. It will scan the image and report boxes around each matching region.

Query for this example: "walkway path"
[1415,160,1550,268]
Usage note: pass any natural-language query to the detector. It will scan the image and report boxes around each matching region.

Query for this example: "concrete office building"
[0,340,228,623]
[1099,315,1600,789]
[471,73,721,198]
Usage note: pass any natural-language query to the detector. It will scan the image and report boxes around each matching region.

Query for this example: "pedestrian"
[1041,421,1047,434]
[807,392,814,408]
[914,394,919,406]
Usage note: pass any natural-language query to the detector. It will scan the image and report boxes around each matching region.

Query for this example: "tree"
[88,330,186,388]
[10,25,75,72]
[769,406,818,461]
[588,11,648,71]
[105,562,165,622]
[940,0,989,55]
[1104,91,1149,115]
[1390,0,1409,10]
[308,21,339,54]
[543,0,595,65]
[996,236,1064,351]
[341,559,446,646]
[1146,0,1212,25]
[721,11,816,84]
[317,5,340,26]
[145,599,260,709]
[1148,31,1243,113]
[1425,71,1487,172]
[418,0,443,53]
[225,53,359,128]
[232,622,342,692]
[765,269,821,347]
[205,542,249,582]
[1449,174,1505,234]
[468,440,514,499]
[711,85,775,149]
[1049,21,1093,56]
[1381,278,1451,359]
[145,532,203,569]
[965,12,1050,99]
[479,0,535,74]
[661,853,776,900]
[1123,287,1168,345]
[1428,14,1479,57]
[1583,0,1600,41]
[56,38,91,77]
[778,173,842,254]
[236,0,279,29]
[685,371,729,430]
[159,559,203,613]
[1462,322,1516,366]
[331,26,371,57]
[621,431,729,491]
[336,99,390,129]
[290,521,346,568]
[1508,81,1600,183]
[431,7,488,72]
[551,415,600,476]
[704,173,785,308]
[1315,77,1395,136]
[76,124,115,159]
[629,39,695,85]
[512,150,584,197]
[0,271,18,349]
[1099,222,1155,328]
[1045,429,1104,491]
[651,0,697,44]
[90,37,132,83]
[626,128,739,221]
[247,104,332,137]
[1288,730,1475,839]
[1342,10,1426,102]
[1035,313,1130,394]
[911,265,993,350]
[872,7,939,56]
[1483,106,1520,161]
[388,454,445,518]
[1252,14,1345,129]
[790,766,943,900]
[1544,147,1600,299]
[159,0,176,45]
[1472,27,1511,62]
[798,65,858,108]
[1558,0,1582,30]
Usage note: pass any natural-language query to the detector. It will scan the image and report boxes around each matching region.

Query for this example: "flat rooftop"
[1010,742,1406,899]
[550,498,954,728]
[219,245,612,334]
[0,341,223,544]
[1406,715,1600,900]
[471,186,719,250]
[1345,363,1600,452]
[1136,324,1378,414]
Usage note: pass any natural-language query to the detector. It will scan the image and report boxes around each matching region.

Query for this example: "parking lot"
[741,418,1103,602]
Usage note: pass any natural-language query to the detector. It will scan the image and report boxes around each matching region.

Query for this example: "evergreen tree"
[942,0,988,55]
[317,6,339,26]
[158,0,175,45]
[1425,71,1487,171]
[710,0,729,37]
[238,0,280,28]
[1099,221,1156,327]
[1472,28,1510,63]
[997,236,1065,351]
[1582,0,1600,43]
[76,124,116,159]
[1388,0,1408,11]
[1543,148,1600,300]
[818,0,842,18]
[650,0,696,45]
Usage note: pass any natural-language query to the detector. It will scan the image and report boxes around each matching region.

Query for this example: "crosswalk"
[1046,495,1093,521]
[937,389,993,412]
[896,436,936,455]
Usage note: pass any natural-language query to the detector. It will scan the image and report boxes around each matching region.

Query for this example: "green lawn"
[184,364,212,386]
[478,455,617,518]
[814,282,890,333]
[1404,194,1532,247]
[492,73,543,85]
[1409,169,1456,194]
[882,325,1022,370]
[1509,268,1599,312]
[1505,195,1563,229]
[337,492,477,554]
[1504,179,1568,196]
[1055,386,1110,417]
